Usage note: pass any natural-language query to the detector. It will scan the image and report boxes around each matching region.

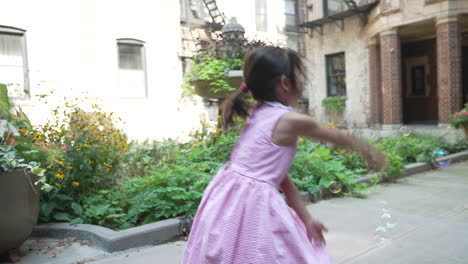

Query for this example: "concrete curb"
[32,219,181,253]
[32,151,468,252]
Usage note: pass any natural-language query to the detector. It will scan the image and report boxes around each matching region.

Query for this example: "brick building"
[300,0,468,140]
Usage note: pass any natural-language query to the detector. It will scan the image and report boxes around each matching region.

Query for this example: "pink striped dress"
[183,103,333,263]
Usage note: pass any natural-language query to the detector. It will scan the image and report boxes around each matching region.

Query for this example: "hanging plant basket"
[192,70,243,99]
[0,170,40,253]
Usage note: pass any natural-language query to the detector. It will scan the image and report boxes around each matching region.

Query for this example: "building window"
[256,0,268,32]
[326,52,346,97]
[117,39,147,98]
[0,27,28,98]
[323,0,347,17]
[285,0,298,28]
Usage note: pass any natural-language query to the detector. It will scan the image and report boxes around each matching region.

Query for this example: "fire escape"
[180,0,226,59]
[300,0,379,36]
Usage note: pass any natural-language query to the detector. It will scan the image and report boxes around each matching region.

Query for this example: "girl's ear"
[280,75,292,93]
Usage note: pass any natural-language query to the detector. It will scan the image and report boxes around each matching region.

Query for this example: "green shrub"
[30,99,129,223]
[375,133,450,164]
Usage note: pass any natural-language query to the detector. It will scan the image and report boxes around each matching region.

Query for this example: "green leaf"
[55,194,73,201]
[71,202,83,215]
[70,217,83,224]
[32,167,46,176]
[40,202,56,217]
[53,212,72,221]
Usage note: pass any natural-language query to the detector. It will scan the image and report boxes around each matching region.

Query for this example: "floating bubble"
[381,213,392,219]
[328,181,342,193]
[432,149,451,168]
[399,126,411,136]
[375,226,387,232]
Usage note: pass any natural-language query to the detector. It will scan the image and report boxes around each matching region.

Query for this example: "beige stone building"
[1,0,305,140]
[301,0,468,140]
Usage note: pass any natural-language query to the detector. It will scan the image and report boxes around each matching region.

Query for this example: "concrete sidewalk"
[13,161,468,264]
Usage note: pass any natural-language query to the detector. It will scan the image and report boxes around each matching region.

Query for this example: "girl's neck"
[263,101,293,110]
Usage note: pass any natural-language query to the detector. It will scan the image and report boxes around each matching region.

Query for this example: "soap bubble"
[399,126,411,136]
[328,181,342,193]
[432,149,451,168]
[374,200,398,247]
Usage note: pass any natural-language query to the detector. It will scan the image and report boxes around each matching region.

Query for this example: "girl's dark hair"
[221,46,306,128]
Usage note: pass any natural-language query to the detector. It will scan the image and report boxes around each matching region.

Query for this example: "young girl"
[183,46,387,263]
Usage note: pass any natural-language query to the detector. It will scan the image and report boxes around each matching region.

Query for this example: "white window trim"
[117,38,148,99]
[0,25,29,100]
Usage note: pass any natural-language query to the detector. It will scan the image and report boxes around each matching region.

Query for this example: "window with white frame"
[255,0,268,32]
[117,39,147,98]
[0,27,28,98]
[285,0,297,28]
[326,52,346,97]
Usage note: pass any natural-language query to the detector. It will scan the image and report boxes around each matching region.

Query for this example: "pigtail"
[221,86,250,129]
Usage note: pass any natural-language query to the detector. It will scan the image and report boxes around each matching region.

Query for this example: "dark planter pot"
[192,70,243,99]
[0,170,40,253]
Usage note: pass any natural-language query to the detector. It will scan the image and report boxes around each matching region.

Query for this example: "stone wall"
[306,15,371,128]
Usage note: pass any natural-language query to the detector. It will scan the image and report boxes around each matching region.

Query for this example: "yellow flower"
[58,169,63,173]
[77,148,82,151]
[58,160,65,165]
[299,137,305,143]
[72,181,80,187]
[103,163,112,168]
[67,165,73,169]
[339,149,347,154]
[84,142,90,147]
[105,167,111,172]
[88,160,94,164]
[55,183,61,188]
[55,173,65,180]
[22,132,28,136]
[47,164,53,169]
[18,128,24,132]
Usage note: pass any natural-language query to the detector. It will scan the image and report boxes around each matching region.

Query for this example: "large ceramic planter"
[192,70,243,99]
[0,170,40,253]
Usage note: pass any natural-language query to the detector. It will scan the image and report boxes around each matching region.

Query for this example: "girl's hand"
[362,147,387,172]
[305,218,328,245]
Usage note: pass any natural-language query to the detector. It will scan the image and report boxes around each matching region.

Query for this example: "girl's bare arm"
[273,112,387,170]
[280,174,311,222]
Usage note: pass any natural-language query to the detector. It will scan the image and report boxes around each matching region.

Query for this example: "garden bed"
[35,121,468,231]
[32,150,468,252]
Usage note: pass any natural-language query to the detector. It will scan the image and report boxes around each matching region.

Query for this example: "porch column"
[368,38,382,126]
[380,29,403,126]
[436,16,463,124]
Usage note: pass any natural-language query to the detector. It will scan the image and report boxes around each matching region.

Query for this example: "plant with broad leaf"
[0,83,48,189]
